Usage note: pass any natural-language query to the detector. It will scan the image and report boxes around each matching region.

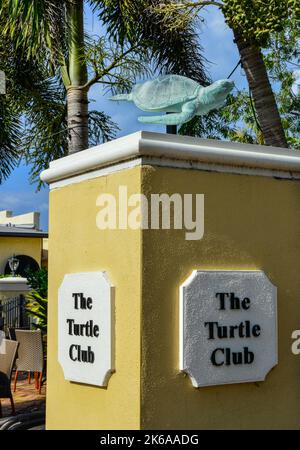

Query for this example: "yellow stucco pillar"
[41,132,300,430]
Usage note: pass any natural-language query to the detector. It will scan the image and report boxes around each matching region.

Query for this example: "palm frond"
[85,36,151,92]
[0,96,21,183]
[21,75,119,186]
[1,0,67,67]
[92,0,210,84]
[88,110,119,145]
[21,81,68,187]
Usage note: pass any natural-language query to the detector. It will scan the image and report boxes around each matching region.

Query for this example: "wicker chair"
[14,330,44,394]
[0,339,19,417]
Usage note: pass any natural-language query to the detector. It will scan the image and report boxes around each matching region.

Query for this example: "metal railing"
[0,295,30,334]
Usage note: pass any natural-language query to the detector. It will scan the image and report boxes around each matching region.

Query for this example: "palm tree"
[149,0,295,148]
[0,12,52,182]
[2,0,109,154]
[231,31,288,148]
[225,0,297,148]
[0,42,119,183]
[1,0,209,155]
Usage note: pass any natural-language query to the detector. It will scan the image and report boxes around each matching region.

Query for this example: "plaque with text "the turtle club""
[179,270,277,387]
[58,272,114,387]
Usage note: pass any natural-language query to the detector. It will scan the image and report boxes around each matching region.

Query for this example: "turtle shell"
[132,74,201,110]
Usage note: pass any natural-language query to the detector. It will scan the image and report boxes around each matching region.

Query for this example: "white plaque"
[180,270,277,387]
[58,272,114,386]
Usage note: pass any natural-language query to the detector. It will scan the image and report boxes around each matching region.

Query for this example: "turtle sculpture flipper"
[138,100,197,125]
[110,75,234,126]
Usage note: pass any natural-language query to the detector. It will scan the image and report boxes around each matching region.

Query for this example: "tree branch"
[156,1,223,12]
[180,1,223,8]
[83,45,139,91]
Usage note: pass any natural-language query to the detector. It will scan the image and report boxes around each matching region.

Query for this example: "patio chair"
[13,330,44,395]
[0,339,19,417]
[9,328,34,385]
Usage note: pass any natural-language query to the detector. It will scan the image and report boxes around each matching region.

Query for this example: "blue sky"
[0,5,247,231]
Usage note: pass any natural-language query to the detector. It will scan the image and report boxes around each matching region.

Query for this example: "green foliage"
[179,107,234,140]
[1,0,210,180]
[2,0,297,172]
[0,10,41,180]
[220,93,265,145]
[0,7,64,181]
[84,35,151,91]
[25,290,48,345]
[264,19,300,148]
[20,74,119,186]
[97,0,210,84]
[155,1,299,147]
[0,94,21,183]
[25,270,48,348]
[218,20,300,148]
[1,0,67,68]
[25,268,48,298]
[0,4,122,185]
[178,93,264,143]
[184,64,299,148]
[88,111,120,146]
[152,1,299,48]
[222,0,299,47]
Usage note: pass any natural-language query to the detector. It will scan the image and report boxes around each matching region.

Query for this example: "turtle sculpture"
[110,74,234,125]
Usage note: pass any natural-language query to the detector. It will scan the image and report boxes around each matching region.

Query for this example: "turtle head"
[212,79,235,97]
[197,79,234,112]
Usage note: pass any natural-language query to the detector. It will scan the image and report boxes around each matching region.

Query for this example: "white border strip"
[50,158,142,190]
[48,156,300,190]
[41,131,300,186]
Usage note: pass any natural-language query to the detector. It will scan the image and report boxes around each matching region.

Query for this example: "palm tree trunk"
[66,0,88,154]
[233,30,288,148]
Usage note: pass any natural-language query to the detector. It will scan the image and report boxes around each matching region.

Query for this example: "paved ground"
[1,372,46,418]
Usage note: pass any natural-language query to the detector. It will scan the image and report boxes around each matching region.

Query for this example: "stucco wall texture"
[46,163,300,430]
[46,167,142,430]
[141,165,300,429]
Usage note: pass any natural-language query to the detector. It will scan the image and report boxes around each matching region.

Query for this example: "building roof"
[0,224,48,238]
